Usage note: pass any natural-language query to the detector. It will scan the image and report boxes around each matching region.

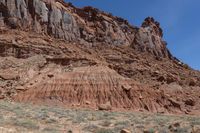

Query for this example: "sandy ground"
[0,101,200,133]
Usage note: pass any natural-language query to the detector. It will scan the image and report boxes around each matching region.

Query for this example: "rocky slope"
[0,0,200,115]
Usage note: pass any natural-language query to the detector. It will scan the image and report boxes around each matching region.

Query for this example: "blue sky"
[65,0,200,70]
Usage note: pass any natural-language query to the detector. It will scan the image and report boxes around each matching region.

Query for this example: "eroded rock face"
[13,66,177,113]
[75,6,136,46]
[0,0,171,59]
[132,17,171,58]
[0,0,80,41]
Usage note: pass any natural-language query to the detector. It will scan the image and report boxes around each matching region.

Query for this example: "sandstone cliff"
[0,0,171,58]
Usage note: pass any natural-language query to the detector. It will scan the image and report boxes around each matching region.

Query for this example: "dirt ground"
[0,101,200,133]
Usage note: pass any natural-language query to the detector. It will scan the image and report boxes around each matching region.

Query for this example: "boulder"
[185,98,195,106]
[120,129,131,133]
[168,98,181,108]
[0,73,19,80]
[122,84,132,91]
[98,102,112,111]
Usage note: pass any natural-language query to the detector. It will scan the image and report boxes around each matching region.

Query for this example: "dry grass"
[0,101,200,133]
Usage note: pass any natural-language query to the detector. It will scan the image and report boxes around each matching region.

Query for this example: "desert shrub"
[95,128,114,133]
[190,118,200,126]
[146,128,155,133]
[0,115,5,125]
[114,120,130,127]
[42,127,60,133]
[84,124,98,130]
[13,119,39,129]
[45,118,57,124]
[100,120,112,127]
[176,127,190,133]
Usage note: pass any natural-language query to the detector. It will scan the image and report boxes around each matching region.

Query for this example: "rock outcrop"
[0,0,171,58]
[74,6,135,46]
[0,0,80,41]
[132,17,171,58]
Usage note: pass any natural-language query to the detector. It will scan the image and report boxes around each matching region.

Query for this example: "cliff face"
[0,0,80,41]
[0,0,170,58]
[132,17,171,58]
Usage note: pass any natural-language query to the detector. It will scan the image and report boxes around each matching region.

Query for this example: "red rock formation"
[132,17,171,58]
[0,0,200,115]
[0,0,170,58]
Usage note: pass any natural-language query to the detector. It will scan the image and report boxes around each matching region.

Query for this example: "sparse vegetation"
[95,128,114,133]
[13,119,39,129]
[0,101,200,133]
